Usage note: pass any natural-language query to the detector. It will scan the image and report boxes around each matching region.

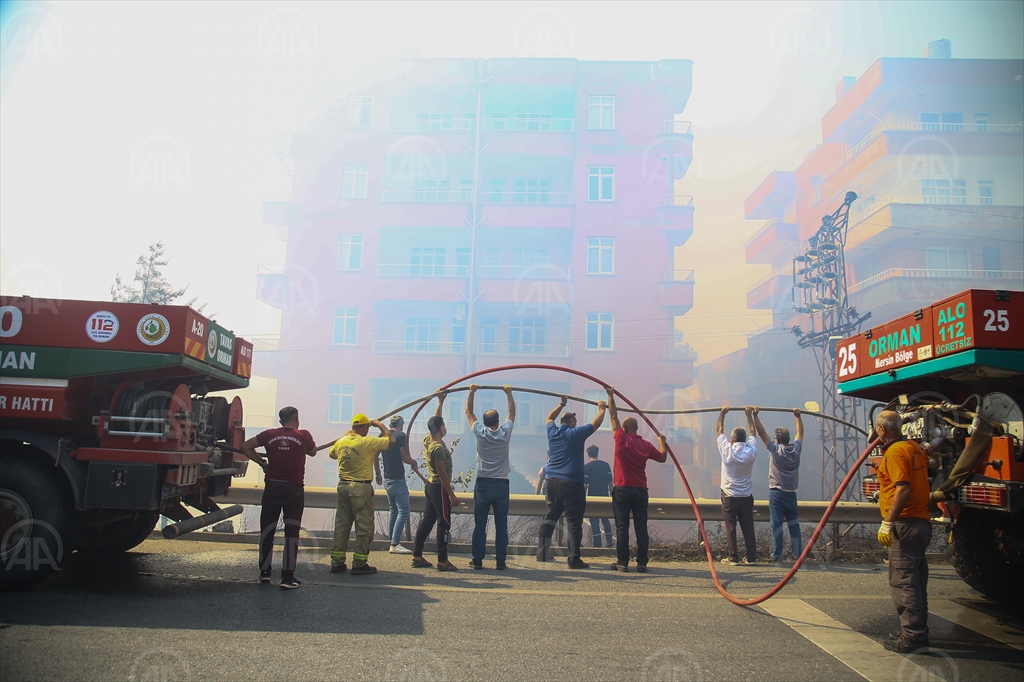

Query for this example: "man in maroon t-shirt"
[606,387,667,573]
[240,405,316,589]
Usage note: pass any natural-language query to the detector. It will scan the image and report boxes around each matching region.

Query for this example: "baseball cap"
[352,413,372,426]
[389,415,405,427]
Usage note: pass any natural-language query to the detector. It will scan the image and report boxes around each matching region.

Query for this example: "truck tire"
[76,510,160,555]
[950,507,1024,606]
[0,455,74,590]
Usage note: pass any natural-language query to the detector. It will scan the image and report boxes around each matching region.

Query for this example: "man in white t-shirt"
[716,406,758,566]
[467,384,516,570]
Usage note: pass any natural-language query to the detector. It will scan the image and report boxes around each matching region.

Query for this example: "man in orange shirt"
[874,410,932,653]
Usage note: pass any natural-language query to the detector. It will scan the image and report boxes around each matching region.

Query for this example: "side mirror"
[804,401,820,413]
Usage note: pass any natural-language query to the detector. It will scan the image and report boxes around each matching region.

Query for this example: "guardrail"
[214,485,883,523]
[849,268,1024,294]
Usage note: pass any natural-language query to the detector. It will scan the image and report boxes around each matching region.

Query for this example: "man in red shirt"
[606,387,667,573]
[240,406,317,589]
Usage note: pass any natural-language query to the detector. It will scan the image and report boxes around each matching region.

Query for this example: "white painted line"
[930,599,1024,651]
[760,599,929,682]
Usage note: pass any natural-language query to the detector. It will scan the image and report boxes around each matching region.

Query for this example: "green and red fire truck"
[0,296,253,588]
[836,289,1024,601]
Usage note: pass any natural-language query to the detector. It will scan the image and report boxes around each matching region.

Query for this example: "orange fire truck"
[836,289,1023,601]
[0,296,253,588]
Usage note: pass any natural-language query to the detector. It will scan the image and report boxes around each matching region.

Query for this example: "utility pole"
[463,66,491,376]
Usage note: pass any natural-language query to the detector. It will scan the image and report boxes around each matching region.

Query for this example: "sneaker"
[330,562,347,574]
[351,564,378,576]
[610,563,628,573]
[259,570,272,584]
[389,544,413,555]
[721,557,739,566]
[496,562,507,570]
[279,577,302,590]
[636,564,648,573]
[768,556,783,564]
[567,560,590,569]
[469,559,483,570]
[743,558,758,566]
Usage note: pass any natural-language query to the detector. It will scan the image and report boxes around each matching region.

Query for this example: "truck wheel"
[950,507,1024,606]
[76,510,160,555]
[0,456,74,590]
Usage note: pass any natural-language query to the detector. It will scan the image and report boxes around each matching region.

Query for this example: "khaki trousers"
[331,481,375,567]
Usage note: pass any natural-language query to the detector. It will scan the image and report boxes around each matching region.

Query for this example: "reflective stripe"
[353,553,369,560]
[330,551,347,558]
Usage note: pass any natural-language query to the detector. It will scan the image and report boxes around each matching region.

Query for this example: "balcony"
[475,342,572,359]
[657,270,695,316]
[658,348,695,387]
[746,269,792,311]
[848,268,1024,321]
[476,266,574,309]
[659,195,694,247]
[744,218,799,265]
[482,117,574,132]
[372,340,466,355]
[744,171,797,220]
[255,264,288,309]
[261,192,293,241]
[377,264,468,278]
[663,426,696,442]
[250,336,281,379]
[651,123,693,180]
[380,190,472,204]
[385,118,474,134]
[477,264,572,280]
[482,191,573,206]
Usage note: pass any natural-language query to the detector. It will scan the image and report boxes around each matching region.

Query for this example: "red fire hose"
[405,363,880,607]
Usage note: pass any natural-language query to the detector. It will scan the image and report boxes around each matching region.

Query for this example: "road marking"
[930,598,1024,650]
[759,599,929,682]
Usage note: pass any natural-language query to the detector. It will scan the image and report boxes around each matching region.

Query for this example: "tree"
[111,242,199,307]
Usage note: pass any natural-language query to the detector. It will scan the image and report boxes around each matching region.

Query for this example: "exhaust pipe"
[162,504,244,539]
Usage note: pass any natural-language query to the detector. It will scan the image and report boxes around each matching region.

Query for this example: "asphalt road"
[1,538,1022,681]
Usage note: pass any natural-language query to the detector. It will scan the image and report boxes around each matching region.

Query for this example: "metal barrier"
[214,485,882,524]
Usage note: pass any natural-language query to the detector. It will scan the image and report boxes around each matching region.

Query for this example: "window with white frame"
[456,247,470,277]
[328,384,355,424]
[410,247,446,276]
[419,113,454,131]
[810,175,822,205]
[488,178,505,202]
[349,96,372,128]
[404,317,440,351]
[586,312,613,350]
[510,247,548,278]
[337,234,363,270]
[451,319,466,351]
[513,178,551,203]
[926,248,969,273]
[588,96,615,129]
[922,179,966,204]
[482,247,501,277]
[515,113,554,131]
[342,163,368,198]
[333,307,358,346]
[982,246,1001,273]
[588,166,614,201]
[516,392,542,429]
[583,390,611,431]
[508,318,547,354]
[978,180,994,205]
[445,397,464,432]
[920,112,963,132]
[459,178,474,202]
[587,237,614,274]
[974,112,990,132]
[414,178,449,202]
[479,317,498,354]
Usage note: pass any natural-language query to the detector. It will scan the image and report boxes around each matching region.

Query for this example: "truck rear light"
[958,482,1008,509]
[862,477,879,499]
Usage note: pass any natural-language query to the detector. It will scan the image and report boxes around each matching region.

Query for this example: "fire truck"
[0,296,253,588]
[836,289,1024,601]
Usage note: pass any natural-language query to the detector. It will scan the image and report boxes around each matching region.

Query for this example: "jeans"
[769,489,803,560]
[259,480,304,579]
[539,478,587,564]
[589,511,613,548]
[330,481,375,568]
[414,482,452,562]
[721,493,756,563]
[611,486,650,567]
[890,519,932,642]
[384,477,411,547]
[472,478,510,563]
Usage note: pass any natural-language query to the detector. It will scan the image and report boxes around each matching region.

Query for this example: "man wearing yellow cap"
[329,413,394,575]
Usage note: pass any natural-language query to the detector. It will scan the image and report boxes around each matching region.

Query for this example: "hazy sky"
[1,0,1022,363]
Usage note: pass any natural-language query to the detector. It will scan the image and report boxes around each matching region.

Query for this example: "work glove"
[877,520,893,547]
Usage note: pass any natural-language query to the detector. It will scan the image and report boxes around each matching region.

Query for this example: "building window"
[324,460,339,487]
[488,178,505,202]
[349,96,372,128]
[588,166,615,201]
[410,247,446,276]
[588,96,615,129]
[978,180,994,205]
[404,317,440,351]
[926,248,969,273]
[479,317,498,354]
[460,179,474,202]
[513,178,551,203]
[587,237,614,274]
[342,163,368,198]
[414,178,449,202]
[328,384,355,424]
[922,179,966,204]
[456,247,470,277]
[920,112,963,132]
[810,175,822,205]
[332,307,358,346]
[489,114,507,131]
[508,318,547,354]
[516,393,542,429]
[419,113,454,132]
[974,112,989,132]
[584,390,611,431]
[445,397,465,432]
[586,312,614,350]
[482,247,501,277]
[982,247,1001,274]
[451,319,467,351]
[337,234,363,270]
[510,247,548,278]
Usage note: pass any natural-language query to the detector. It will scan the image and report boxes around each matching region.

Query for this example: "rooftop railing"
[849,268,1024,294]
[664,194,694,207]
[849,194,1024,227]
[665,269,695,282]
[250,336,281,352]
[663,120,693,135]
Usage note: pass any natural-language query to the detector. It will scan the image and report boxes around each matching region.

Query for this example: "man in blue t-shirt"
[538,395,606,568]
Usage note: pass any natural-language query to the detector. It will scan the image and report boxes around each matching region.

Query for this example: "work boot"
[887,635,929,653]
[330,559,347,573]
[536,537,552,562]
[350,564,377,576]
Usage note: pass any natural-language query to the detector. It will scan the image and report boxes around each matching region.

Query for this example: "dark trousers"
[472,478,510,563]
[259,480,304,579]
[588,500,613,547]
[414,482,451,562]
[721,493,756,562]
[539,478,586,564]
[612,486,650,566]
[890,519,932,642]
